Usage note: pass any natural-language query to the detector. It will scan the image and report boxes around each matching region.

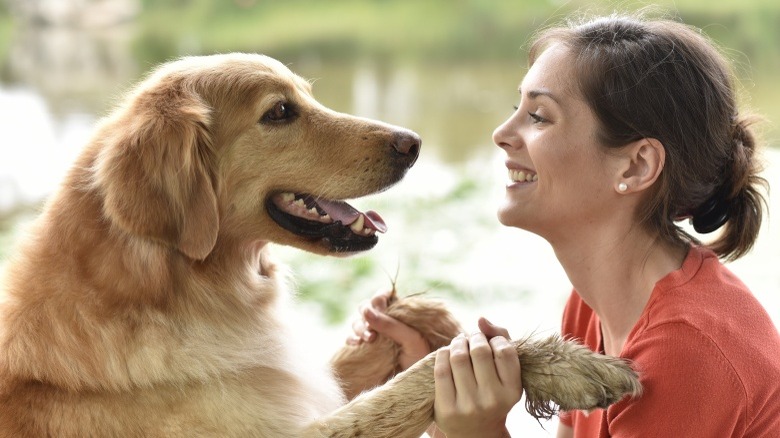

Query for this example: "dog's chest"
[170,364,344,434]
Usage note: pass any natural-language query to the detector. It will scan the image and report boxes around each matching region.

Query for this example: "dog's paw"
[386,295,642,419]
[330,291,462,400]
[383,292,463,351]
[516,335,642,419]
[331,292,642,417]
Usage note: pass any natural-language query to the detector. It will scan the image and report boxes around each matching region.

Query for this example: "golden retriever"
[0,53,640,438]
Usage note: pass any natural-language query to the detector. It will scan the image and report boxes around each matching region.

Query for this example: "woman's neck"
[551,225,686,356]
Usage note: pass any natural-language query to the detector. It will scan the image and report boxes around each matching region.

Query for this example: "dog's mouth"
[266,192,388,253]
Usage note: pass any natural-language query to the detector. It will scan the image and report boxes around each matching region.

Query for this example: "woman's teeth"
[509,169,538,183]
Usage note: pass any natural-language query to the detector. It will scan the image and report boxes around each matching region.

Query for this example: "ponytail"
[703,116,768,261]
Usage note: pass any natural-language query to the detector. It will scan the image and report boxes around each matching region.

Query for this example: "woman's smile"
[506,163,538,187]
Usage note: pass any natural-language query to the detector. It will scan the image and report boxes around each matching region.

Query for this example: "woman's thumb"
[478,317,511,339]
[365,307,422,346]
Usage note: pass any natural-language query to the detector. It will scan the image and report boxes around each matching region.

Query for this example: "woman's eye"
[528,111,546,124]
[513,105,546,124]
[261,101,296,123]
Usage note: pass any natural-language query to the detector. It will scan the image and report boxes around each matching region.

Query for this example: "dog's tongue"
[314,197,387,233]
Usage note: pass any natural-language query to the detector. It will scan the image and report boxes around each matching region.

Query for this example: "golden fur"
[324,291,641,437]
[0,53,639,438]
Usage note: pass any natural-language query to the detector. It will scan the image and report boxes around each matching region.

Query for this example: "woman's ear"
[94,78,219,260]
[615,138,665,194]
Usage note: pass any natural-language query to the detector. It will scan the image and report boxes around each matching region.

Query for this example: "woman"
[349,13,780,437]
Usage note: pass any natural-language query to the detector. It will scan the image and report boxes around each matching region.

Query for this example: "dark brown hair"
[529,14,767,261]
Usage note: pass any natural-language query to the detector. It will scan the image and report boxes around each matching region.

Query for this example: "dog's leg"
[312,294,641,438]
[306,335,641,438]
[304,351,438,438]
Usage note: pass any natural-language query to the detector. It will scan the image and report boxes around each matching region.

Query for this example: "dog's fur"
[0,53,640,438]
[324,291,641,437]
[331,290,464,401]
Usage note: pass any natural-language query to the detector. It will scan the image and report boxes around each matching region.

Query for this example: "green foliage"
[3,0,778,75]
[294,254,378,324]
[133,0,551,64]
[0,14,12,68]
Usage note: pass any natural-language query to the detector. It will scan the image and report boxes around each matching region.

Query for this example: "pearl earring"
[618,182,628,192]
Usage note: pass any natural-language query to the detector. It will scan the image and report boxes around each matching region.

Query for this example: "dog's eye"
[261,101,296,124]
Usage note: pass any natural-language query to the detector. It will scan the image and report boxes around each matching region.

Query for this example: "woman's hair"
[528,13,768,261]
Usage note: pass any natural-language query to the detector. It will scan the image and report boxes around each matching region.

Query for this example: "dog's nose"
[392,130,421,167]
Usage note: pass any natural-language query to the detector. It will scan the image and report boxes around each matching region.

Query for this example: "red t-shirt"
[558,246,780,437]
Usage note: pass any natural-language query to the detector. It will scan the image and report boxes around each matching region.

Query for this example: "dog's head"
[93,53,420,260]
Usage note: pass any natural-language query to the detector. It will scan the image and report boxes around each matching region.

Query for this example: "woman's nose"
[492,117,518,150]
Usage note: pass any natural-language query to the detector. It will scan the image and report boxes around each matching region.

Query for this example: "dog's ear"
[95,78,219,260]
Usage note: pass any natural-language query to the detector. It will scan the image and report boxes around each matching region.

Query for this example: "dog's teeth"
[281,193,295,202]
[350,214,365,233]
[363,228,374,235]
[308,207,318,216]
[532,174,538,181]
[322,214,331,222]
[294,199,305,207]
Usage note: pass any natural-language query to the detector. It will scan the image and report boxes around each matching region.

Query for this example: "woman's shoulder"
[642,245,774,336]
[627,246,780,409]
[640,256,779,364]
[608,317,778,435]
[628,275,780,420]
[622,317,780,433]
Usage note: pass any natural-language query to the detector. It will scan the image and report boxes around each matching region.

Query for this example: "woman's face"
[493,44,619,242]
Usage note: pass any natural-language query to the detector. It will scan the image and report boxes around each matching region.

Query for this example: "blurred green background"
[1,0,778,325]
[1,0,778,150]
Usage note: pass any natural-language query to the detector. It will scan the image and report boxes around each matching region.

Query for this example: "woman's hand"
[433,318,522,438]
[347,289,431,371]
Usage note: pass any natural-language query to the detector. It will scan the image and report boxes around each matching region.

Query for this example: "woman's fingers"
[347,318,376,345]
[365,306,430,369]
[477,318,520,398]
[347,289,432,370]
[363,307,411,344]
[369,289,391,311]
[489,335,522,390]
[350,289,393,344]
[448,334,478,398]
[469,332,501,389]
[434,347,456,405]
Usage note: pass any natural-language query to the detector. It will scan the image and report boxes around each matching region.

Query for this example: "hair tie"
[690,192,730,234]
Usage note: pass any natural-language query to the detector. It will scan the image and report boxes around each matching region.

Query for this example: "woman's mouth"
[508,168,539,183]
